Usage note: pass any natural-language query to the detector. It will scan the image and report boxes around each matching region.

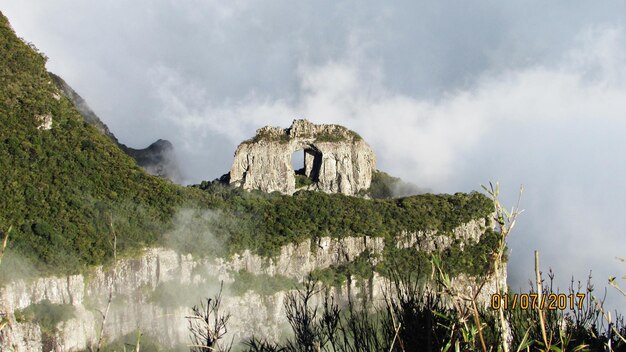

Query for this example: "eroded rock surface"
[229,119,376,195]
[0,219,502,351]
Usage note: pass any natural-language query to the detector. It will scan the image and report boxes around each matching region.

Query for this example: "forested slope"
[0,12,201,274]
[0,10,494,281]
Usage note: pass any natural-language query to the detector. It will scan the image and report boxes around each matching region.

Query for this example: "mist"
[2,1,626,312]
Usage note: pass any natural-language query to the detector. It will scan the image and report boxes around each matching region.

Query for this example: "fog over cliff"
[3,1,626,310]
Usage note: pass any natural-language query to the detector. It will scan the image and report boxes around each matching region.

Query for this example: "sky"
[2,1,626,311]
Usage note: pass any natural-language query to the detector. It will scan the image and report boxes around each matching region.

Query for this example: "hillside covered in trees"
[0,10,624,352]
[0,11,493,280]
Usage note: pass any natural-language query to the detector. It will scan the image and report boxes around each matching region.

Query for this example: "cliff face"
[0,218,504,351]
[229,119,376,195]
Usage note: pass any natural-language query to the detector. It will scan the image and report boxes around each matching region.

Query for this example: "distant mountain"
[49,73,182,182]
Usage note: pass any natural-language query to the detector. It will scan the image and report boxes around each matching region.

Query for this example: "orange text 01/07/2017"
[490,293,586,311]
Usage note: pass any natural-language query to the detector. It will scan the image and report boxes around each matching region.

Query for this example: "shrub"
[14,300,75,335]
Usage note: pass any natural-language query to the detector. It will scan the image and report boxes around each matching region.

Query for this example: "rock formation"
[229,119,376,195]
[34,114,52,131]
[122,139,180,181]
[0,219,501,351]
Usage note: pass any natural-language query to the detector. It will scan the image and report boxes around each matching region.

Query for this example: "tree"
[187,282,232,352]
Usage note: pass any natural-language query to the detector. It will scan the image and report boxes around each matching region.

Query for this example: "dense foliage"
[0,12,205,277]
[231,271,298,296]
[0,9,493,285]
[195,182,493,259]
[244,128,291,144]
[314,129,361,143]
[309,226,500,287]
[366,170,424,199]
[294,174,314,189]
[14,300,75,336]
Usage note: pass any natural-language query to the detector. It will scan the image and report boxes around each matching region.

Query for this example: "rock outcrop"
[229,119,376,195]
[121,139,180,181]
[0,219,503,351]
[35,114,52,131]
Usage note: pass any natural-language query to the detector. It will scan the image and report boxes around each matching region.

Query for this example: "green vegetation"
[0,8,493,288]
[366,170,424,198]
[314,131,348,143]
[295,174,314,188]
[366,170,397,198]
[14,300,75,336]
[310,251,376,287]
[148,278,228,308]
[244,128,291,144]
[96,330,184,352]
[242,123,362,144]
[310,227,500,287]
[240,270,626,352]
[438,227,501,277]
[197,181,493,259]
[314,128,362,143]
[0,12,206,278]
[230,270,298,296]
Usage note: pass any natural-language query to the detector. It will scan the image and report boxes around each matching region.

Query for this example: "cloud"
[156,25,626,182]
[3,1,626,310]
[149,25,626,310]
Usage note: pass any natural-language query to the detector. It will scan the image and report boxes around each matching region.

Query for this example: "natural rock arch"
[229,119,376,195]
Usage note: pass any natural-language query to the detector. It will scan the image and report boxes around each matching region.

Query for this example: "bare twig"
[591,296,626,344]
[187,281,232,352]
[388,323,402,352]
[534,251,549,350]
[483,183,524,352]
[432,254,484,351]
[608,276,626,298]
[95,213,117,352]
[134,330,142,352]
[595,256,626,344]
[0,226,11,335]
[0,226,10,267]
[95,295,112,351]
[471,298,488,352]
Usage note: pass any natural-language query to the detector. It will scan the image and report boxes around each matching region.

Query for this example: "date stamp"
[491,293,586,311]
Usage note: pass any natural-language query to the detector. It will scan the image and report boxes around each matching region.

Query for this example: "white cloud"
[156,25,626,185]
[148,26,626,311]
[4,1,626,310]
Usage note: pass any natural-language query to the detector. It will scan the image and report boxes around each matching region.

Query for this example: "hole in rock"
[292,148,321,189]
[291,150,305,175]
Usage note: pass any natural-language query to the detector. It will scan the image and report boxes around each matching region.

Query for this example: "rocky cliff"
[0,218,503,351]
[229,119,376,195]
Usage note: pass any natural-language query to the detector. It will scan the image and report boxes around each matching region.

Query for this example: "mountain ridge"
[0,10,200,275]
[49,72,182,182]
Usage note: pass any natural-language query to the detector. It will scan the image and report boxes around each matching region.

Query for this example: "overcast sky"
[3,1,626,310]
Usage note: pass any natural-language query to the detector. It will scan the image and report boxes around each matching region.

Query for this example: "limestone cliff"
[0,218,503,351]
[229,119,376,195]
